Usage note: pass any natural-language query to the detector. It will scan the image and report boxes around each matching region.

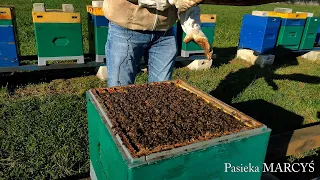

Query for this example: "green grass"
[1,1,320,179]
[1,95,88,179]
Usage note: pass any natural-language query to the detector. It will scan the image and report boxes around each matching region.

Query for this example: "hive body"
[299,17,320,50]
[87,6,109,63]
[86,81,271,180]
[239,15,281,54]
[32,3,84,66]
[0,6,19,67]
[276,18,306,50]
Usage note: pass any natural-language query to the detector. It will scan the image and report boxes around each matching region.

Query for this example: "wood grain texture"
[267,124,320,161]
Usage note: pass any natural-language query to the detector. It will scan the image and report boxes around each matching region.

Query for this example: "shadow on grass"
[56,172,90,180]
[0,53,101,94]
[233,99,304,134]
[210,47,320,167]
[210,47,320,133]
[235,100,320,167]
[212,47,239,67]
[266,149,320,180]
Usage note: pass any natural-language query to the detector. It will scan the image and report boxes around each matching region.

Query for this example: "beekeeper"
[103,0,212,87]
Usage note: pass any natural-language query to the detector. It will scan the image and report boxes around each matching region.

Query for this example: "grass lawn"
[0,0,320,179]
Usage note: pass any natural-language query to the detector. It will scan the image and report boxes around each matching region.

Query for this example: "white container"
[296,12,314,17]
[274,8,293,13]
[92,1,104,8]
[252,11,269,17]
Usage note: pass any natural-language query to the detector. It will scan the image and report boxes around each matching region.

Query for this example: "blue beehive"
[0,25,16,42]
[281,18,306,26]
[316,26,320,45]
[0,7,19,67]
[88,13,109,63]
[91,14,109,27]
[172,22,178,41]
[0,24,19,67]
[239,15,281,54]
[172,22,180,56]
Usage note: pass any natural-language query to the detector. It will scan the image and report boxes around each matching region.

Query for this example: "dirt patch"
[95,82,253,157]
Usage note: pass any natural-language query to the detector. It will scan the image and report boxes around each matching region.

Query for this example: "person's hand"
[179,6,213,60]
[169,0,204,12]
[184,31,213,60]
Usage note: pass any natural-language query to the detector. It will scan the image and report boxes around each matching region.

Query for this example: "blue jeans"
[106,21,177,87]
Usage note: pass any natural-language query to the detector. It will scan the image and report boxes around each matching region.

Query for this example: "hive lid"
[0,6,15,20]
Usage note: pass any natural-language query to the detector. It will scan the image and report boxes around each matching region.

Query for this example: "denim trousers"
[105,21,177,87]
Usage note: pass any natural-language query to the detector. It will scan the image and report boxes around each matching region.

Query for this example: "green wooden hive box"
[32,4,84,66]
[86,80,271,180]
[299,17,320,50]
[276,18,306,51]
[87,9,109,63]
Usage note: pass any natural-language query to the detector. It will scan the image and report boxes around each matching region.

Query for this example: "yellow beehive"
[200,14,216,23]
[0,7,14,20]
[86,5,104,16]
[32,10,81,23]
[268,12,307,19]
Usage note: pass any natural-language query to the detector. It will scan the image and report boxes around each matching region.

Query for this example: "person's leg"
[147,28,177,83]
[106,22,150,87]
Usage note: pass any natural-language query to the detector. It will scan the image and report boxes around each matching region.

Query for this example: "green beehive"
[88,13,109,63]
[276,18,306,50]
[34,23,83,57]
[86,80,271,180]
[299,17,320,50]
[32,3,84,66]
[0,19,12,26]
[181,14,216,57]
